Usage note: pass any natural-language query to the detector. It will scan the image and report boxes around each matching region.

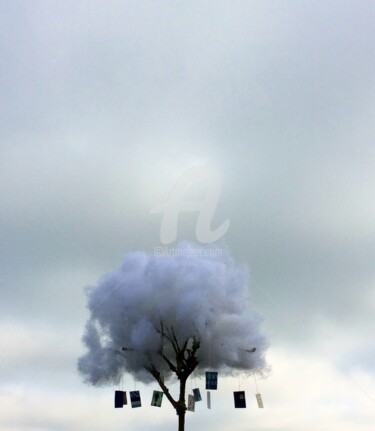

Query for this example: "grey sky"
[1,1,375,430]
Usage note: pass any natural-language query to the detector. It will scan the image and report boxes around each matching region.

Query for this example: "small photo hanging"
[207,391,211,409]
[151,390,163,407]
[187,394,195,412]
[205,371,218,390]
[193,388,202,402]
[256,393,264,408]
[233,391,246,408]
[130,390,142,408]
[114,390,127,408]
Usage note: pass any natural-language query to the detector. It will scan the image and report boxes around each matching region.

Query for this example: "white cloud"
[1,1,374,429]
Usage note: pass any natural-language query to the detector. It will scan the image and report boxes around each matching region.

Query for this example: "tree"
[78,242,268,431]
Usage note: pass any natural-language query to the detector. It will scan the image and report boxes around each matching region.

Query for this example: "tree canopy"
[78,242,268,387]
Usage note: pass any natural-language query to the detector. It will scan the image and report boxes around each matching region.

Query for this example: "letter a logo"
[151,166,230,245]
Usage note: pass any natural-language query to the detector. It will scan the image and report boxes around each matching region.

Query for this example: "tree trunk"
[145,326,200,431]
[178,410,186,431]
[177,376,187,431]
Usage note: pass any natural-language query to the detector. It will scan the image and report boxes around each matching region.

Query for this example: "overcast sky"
[1,1,375,430]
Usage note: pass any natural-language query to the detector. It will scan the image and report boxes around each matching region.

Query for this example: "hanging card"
[114,390,127,408]
[130,390,142,408]
[256,393,264,408]
[193,388,202,402]
[205,371,218,390]
[151,390,163,407]
[187,394,195,412]
[234,391,246,408]
[207,391,211,409]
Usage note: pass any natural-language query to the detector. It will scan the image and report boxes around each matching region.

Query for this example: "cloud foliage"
[78,242,268,385]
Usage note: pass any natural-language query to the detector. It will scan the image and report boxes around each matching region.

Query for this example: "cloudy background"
[1,0,375,430]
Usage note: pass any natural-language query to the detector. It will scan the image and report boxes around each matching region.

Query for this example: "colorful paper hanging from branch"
[205,371,218,390]
[233,391,246,408]
[151,390,163,407]
[114,390,127,408]
[130,390,141,408]
[187,394,195,412]
[193,388,202,401]
[256,393,264,408]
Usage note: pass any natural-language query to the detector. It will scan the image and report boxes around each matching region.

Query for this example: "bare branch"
[166,326,179,354]
[181,338,189,354]
[144,363,177,409]
[161,353,177,373]
[170,327,181,352]
[155,323,179,354]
